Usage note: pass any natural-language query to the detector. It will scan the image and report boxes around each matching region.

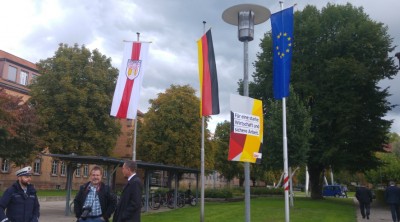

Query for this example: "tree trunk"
[309,165,324,199]
[240,177,244,187]
[252,178,256,187]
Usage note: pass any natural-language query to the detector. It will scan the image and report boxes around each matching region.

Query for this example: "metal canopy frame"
[42,153,200,215]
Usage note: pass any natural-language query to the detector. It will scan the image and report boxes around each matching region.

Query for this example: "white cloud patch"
[0,0,399,134]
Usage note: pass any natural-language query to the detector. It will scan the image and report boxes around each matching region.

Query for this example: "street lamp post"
[222,4,271,222]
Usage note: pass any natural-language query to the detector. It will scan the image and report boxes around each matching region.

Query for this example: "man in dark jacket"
[385,181,400,222]
[74,165,117,222]
[0,166,40,222]
[113,160,142,222]
[355,183,373,220]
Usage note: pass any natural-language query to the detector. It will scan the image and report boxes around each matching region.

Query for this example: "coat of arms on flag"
[126,59,141,80]
[110,42,150,119]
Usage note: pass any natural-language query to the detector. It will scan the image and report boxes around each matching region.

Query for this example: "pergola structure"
[43,153,200,216]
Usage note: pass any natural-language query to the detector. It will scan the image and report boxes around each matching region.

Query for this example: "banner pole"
[132,32,141,161]
[282,97,289,221]
[200,21,206,222]
[279,1,290,221]
[200,116,205,222]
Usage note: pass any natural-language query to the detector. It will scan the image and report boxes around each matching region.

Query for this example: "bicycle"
[69,200,74,214]
[184,189,197,206]
[166,191,185,209]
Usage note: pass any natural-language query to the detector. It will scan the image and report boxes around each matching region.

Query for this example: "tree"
[365,133,400,185]
[137,85,213,169]
[365,152,400,185]
[0,89,42,165]
[389,132,400,156]
[261,87,312,170]
[252,3,398,198]
[213,121,243,185]
[29,43,120,155]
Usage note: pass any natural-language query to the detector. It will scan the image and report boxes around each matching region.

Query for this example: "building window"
[30,74,38,84]
[60,161,66,176]
[83,164,89,177]
[33,159,41,174]
[51,160,58,175]
[8,66,17,82]
[127,119,133,127]
[20,70,28,85]
[75,167,81,177]
[1,159,10,172]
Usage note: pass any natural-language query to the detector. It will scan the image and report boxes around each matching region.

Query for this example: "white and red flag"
[110,42,150,119]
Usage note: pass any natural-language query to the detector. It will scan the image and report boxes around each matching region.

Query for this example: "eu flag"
[271,6,294,100]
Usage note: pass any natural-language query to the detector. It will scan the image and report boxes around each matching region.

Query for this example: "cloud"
[1,0,399,134]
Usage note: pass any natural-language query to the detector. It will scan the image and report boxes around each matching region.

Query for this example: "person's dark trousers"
[390,204,400,222]
[359,202,371,219]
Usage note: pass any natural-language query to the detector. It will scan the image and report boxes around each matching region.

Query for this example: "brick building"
[0,50,143,191]
[0,50,239,192]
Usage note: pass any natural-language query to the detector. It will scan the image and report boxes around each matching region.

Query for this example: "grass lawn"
[142,197,356,222]
[36,189,78,197]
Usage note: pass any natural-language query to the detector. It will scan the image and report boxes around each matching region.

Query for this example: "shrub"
[205,188,233,198]
[251,187,284,195]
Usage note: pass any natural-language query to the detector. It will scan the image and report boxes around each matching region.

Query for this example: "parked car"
[322,185,346,197]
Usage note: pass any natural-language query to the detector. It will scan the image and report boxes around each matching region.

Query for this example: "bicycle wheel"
[161,194,168,207]
[149,193,161,210]
[177,194,185,208]
[167,196,175,209]
[141,196,146,212]
[69,201,75,214]
[190,196,197,206]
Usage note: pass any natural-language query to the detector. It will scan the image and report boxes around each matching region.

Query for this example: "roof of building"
[0,50,38,72]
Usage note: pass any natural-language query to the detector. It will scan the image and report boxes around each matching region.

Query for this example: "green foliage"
[204,188,233,198]
[261,87,312,170]
[253,3,397,199]
[374,189,385,204]
[251,187,284,195]
[389,132,400,157]
[0,89,42,165]
[137,85,213,169]
[365,152,400,184]
[213,121,243,182]
[29,43,120,156]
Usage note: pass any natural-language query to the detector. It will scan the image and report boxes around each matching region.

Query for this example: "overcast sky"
[1,0,399,134]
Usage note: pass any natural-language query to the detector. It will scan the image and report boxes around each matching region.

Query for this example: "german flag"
[197,29,220,116]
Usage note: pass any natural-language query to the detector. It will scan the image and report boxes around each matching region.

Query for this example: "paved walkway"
[39,200,172,222]
[354,198,393,221]
[40,201,76,222]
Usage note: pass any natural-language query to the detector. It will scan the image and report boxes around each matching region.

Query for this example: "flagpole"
[132,32,140,161]
[279,1,290,222]
[200,21,206,222]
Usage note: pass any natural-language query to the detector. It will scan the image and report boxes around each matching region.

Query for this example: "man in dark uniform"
[355,183,373,220]
[0,166,40,222]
